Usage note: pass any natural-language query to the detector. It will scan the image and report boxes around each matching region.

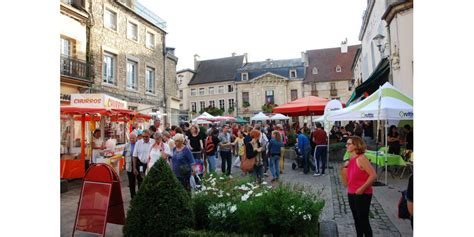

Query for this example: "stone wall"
[89,0,167,108]
[303,80,352,102]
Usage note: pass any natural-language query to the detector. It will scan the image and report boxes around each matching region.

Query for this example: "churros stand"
[60,94,151,179]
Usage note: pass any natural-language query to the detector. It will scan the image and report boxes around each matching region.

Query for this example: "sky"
[139,0,367,70]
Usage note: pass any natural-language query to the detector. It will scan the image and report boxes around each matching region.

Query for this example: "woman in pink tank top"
[341,136,377,237]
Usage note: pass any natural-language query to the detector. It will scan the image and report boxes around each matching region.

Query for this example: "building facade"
[60,0,93,105]
[382,0,413,97]
[235,58,305,121]
[176,68,196,121]
[303,42,361,103]
[88,0,173,117]
[187,54,246,118]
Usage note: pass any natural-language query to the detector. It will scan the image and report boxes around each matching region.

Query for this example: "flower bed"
[191,173,325,236]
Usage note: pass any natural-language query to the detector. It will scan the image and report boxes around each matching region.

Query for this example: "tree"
[123,159,194,236]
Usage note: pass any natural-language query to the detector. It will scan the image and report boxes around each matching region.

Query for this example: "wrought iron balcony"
[60,55,92,82]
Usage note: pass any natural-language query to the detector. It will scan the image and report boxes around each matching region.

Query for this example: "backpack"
[206,136,215,153]
[397,190,410,219]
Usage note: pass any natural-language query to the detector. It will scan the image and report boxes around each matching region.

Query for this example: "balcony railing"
[60,55,92,81]
[117,0,167,30]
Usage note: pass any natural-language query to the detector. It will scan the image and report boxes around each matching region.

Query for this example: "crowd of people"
[118,118,413,235]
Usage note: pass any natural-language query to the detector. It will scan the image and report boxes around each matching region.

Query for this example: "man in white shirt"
[132,129,155,188]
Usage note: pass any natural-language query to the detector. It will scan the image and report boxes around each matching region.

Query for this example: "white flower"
[262,181,268,185]
[241,194,250,201]
[217,194,223,198]
[219,177,225,180]
[247,190,254,196]
[255,193,262,197]
[303,215,307,220]
[229,205,237,213]
[226,193,231,196]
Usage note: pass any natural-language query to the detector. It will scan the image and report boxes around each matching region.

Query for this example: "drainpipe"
[163,34,167,125]
[385,20,393,85]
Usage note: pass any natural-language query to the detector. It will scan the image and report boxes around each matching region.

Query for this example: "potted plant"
[228,107,234,115]
[261,102,278,113]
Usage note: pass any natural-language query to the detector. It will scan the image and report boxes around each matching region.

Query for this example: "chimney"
[194,54,200,70]
[244,53,248,64]
[341,38,348,53]
[301,51,308,67]
[231,52,237,57]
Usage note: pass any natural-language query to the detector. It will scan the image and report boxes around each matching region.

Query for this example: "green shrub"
[191,174,325,236]
[123,159,194,236]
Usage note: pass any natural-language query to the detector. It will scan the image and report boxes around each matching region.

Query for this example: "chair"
[399,151,413,179]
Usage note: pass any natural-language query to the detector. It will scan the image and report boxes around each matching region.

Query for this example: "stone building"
[176,68,196,121]
[303,42,361,103]
[235,58,305,121]
[60,0,92,105]
[187,54,246,118]
[87,0,177,123]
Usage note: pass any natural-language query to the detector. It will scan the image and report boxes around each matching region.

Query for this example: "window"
[179,90,183,99]
[209,87,214,95]
[209,100,215,108]
[191,102,197,112]
[218,86,224,94]
[200,101,206,111]
[290,69,297,78]
[127,59,138,90]
[60,37,71,56]
[265,90,274,104]
[104,8,117,30]
[242,92,249,103]
[219,99,225,110]
[228,85,234,93]
[228,99,235,109]
[336,65,342,72]
[127,21,138,41]
[312,67,318,74]
[146,66,155,93]
[291,89,298,101]
[103,51,116,85]
[241,72,248,81]
[191,89,197,96]
[146,31,155,49]
[199,88,205,95]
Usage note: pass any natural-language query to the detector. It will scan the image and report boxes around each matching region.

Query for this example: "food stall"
[60,94,151,179]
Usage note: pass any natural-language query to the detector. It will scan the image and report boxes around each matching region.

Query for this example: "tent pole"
[385,120,388,185]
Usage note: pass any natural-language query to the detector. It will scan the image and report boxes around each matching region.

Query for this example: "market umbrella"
[195,112,216,121]
[213,116,237,122]
[250,112,270,121]
[270,113,290,120]
[234,116,249,124]
[272,96,333,116]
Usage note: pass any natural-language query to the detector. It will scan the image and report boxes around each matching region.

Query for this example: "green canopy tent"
[234,116,249,124]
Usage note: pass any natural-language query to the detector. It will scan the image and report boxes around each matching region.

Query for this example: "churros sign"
[71,94,127,109]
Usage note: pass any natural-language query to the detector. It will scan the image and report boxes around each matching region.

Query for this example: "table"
[343,150,406,167]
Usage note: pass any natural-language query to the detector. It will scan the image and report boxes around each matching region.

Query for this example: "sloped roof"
[188,55,245,85]
[303,45,361,83]
[236,58,304,81]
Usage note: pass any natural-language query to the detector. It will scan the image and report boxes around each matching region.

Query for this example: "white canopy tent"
[326,82,413,185]
[270,113,290,120]
[192,118,212,125]
[250,112,270,121]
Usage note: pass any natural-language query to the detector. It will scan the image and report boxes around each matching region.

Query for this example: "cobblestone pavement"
[61,156,412,236]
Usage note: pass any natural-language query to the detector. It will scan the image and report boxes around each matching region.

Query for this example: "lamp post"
[373,33,393,85]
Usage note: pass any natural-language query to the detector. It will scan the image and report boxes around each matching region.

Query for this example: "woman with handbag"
[341,136,377,237]
[170,133,196,192]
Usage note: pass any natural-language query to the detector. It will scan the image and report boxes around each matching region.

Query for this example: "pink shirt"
[347,154,373,194]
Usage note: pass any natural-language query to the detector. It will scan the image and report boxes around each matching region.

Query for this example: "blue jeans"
[269,155,280,179]
[207,154,217,173]
[315,146,327,174]
[303,149,316,174]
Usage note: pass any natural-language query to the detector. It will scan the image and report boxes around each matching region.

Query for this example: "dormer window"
[312,67,318,74]
[336,65,342,72]
[241,72,248,81]
[290,69,297,78]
